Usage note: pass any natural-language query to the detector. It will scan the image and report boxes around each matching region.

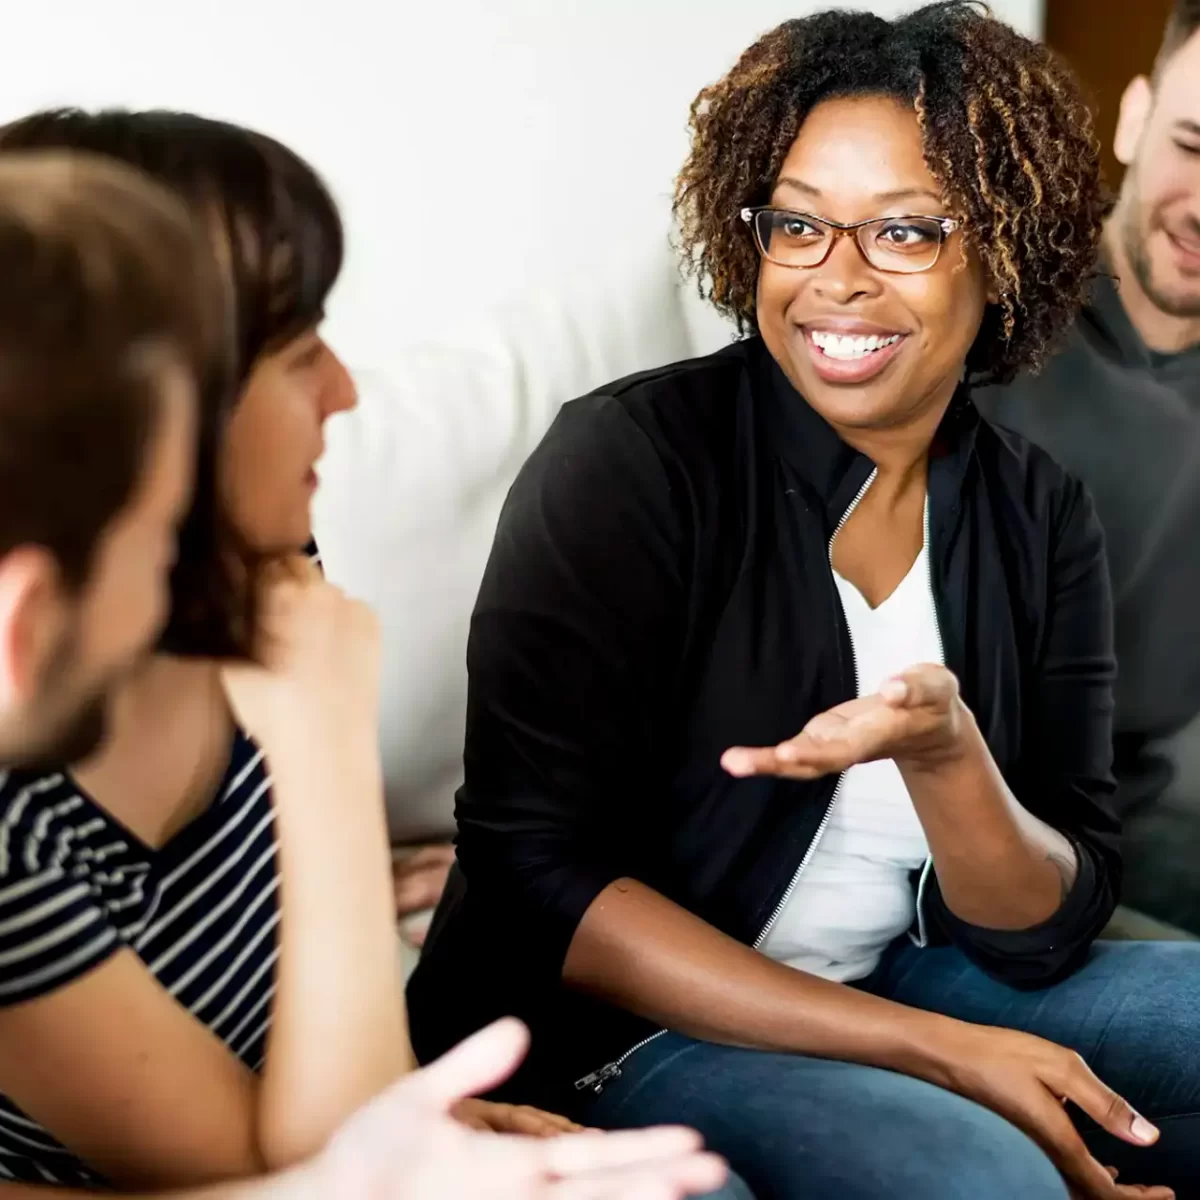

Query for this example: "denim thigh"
[867,938,1200,1188]
[576,1033,1066,1200]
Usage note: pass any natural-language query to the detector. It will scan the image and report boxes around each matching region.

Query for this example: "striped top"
[0,732,278,1187]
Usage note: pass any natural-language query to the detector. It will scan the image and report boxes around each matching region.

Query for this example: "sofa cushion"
[313,237,701,841]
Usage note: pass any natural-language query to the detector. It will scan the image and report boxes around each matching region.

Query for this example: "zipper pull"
[574,1062,622,1094]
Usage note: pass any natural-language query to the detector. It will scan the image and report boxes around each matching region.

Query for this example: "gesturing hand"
[452,1096,584,1137]
[722,663,967,780]
[311,1018,728,1200]
[938,1024,1172,1200]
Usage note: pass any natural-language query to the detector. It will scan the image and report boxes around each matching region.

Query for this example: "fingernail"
[1131,1114,1159,1143]
[881,679,907,701]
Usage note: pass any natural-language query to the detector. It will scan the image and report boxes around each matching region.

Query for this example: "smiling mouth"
[799,325,909,385]
[808,329,904,361]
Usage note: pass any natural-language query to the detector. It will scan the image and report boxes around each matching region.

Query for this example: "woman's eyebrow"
[773,177,945,207]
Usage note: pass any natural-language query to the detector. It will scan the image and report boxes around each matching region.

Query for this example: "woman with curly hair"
[409,3,1200,1197]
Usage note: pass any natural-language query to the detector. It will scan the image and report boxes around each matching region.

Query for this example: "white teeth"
[810,330,901,360]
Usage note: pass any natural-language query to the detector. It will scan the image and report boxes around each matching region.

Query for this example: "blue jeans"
[697,1175,756,1200]
[574,941,1200,1199]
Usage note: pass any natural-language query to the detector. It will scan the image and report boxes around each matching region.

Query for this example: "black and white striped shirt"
[0,732,278,1187]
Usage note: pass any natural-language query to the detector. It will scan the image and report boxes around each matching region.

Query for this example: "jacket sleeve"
[453,395,686,977]
[925,475,1121,988]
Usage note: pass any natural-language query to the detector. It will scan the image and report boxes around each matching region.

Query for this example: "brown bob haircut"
[0,149,233,645]
[0,109,344,656]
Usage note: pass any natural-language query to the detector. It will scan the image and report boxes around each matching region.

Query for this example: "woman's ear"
[1114,76,1153,169]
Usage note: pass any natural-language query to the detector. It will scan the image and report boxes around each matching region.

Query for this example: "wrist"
[896,700,981,776]
[254,711,380,764]
[886,1009,981,1091]
[256,1160,324,1200]
[258,726,384,819]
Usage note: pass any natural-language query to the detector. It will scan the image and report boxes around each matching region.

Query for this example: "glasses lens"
[754,210,830,267]
[863,218,945,273]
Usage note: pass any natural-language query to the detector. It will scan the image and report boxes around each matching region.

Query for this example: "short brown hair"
[1156,0,1200,73]
[674,1,1106,387]
[0,151,243,653]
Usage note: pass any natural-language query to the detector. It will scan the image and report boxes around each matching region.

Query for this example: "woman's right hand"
[933,1023,1172,1200]
[220,556,381,759]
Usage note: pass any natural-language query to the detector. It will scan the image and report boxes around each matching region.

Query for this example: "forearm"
[259,734,411,1166]
[901,710,1078,929]
[564,877,967,1083]
[0,1166,315,1200]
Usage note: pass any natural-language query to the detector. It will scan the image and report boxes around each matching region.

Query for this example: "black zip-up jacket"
[408,336,1121,1112]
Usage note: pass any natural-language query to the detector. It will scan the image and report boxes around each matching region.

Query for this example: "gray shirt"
[977,273,1200,815]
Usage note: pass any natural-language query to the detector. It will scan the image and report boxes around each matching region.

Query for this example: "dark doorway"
[1044,0,1174,186]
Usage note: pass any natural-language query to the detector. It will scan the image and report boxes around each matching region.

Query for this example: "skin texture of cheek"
[220,447,311,555]
[908,270,989,385]
[220,389,315,553]
[220,337,356,555]
[81,379,193,676]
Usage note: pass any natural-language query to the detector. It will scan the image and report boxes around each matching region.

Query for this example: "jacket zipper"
[574,1031,666,1094]
[911,494,945,949]
[573,470,877,1096]
[752,468,874,950]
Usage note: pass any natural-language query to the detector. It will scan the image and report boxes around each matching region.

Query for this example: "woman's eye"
[781,218,818,238]
[880,222,934,246]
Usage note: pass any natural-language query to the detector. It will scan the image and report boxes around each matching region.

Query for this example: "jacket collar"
[746,335,979,527]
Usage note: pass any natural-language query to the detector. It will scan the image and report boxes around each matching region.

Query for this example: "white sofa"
[313,235,736,845]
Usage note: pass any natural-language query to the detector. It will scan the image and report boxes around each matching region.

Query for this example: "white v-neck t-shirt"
[759,511,943,983]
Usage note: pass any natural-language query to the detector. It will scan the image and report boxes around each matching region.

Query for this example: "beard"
[3,630,115,773]
[14,692,109,773]
[1120,184,1200,319]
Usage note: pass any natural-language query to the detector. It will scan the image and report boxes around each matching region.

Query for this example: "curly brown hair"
[674,0,1108,386]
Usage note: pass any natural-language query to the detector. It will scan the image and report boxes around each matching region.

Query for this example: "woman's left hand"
[721,663,969,780]
[393,843,457,947]
[451,1098,586,1138]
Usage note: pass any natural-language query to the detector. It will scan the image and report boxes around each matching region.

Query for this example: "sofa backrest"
[313,237,733,840]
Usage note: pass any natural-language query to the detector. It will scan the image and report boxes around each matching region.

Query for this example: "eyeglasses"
[740,206,960,275]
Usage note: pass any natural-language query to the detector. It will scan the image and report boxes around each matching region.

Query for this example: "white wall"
[0,0,1043,372]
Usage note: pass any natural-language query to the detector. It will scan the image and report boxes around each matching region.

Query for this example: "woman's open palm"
[722,663,966,780]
